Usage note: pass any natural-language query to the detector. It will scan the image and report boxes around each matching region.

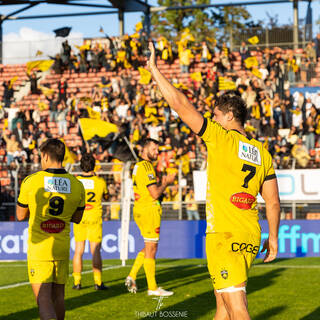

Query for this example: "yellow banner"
[79,118,118,141]
[218,77,236,91]
[135,21,143,32]
[251,68,262,79]
[248,36,259,45]
[138,67,151,85]
[244,56,258,69]
[190,72,202,82]
[40,86,55,97]
[61,139,77,165]
[26,60,54,74]
[87,107,101,120]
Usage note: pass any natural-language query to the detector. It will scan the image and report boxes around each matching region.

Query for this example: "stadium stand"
[1,33,320,221]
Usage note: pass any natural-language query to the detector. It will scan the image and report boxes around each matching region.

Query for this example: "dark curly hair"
[215,93,248,126]
[80,153,95,173]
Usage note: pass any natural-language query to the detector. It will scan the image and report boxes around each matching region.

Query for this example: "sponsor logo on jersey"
[238,141,261,165]
[134,193,141,201]
[231,242,259,255]
[44,177,71,193]
[79,179,94,190]
[30,269,35,276]
[40,219,65,233]
[230,192,255,210]
[220,269,228,279]
[148,174,155,181]
[85,204,94,210]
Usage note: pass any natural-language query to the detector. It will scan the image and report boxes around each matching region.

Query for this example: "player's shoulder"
[21,171,42,185]
[139,159,153,171]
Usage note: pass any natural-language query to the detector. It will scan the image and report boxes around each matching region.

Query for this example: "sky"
[1,0,320,63]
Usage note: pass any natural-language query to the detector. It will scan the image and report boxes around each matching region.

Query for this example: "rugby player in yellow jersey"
[147,42,280,320]
[125,138,176,296]
[72,153,108,290]
[16,139,85,320]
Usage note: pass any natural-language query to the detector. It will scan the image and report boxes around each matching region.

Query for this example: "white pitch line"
[0,265,122,290]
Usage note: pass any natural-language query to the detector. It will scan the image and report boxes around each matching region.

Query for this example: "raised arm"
[147,42,204,135]
[260,178,280,262]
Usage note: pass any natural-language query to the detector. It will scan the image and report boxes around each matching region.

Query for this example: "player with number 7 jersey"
[200,117,276,236]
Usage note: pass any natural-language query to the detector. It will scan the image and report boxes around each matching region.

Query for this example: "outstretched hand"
[147,41,157,71]
[261,237,278,263]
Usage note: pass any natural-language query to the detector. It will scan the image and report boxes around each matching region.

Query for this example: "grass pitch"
[0,258,319,319]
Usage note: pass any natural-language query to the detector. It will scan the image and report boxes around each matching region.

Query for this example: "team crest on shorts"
[221,269,228,280]
[30,269,35,276]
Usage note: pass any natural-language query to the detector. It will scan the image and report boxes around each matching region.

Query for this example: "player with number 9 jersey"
[18,168,86,261]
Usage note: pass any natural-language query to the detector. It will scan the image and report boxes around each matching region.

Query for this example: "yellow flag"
[138,67,151,85]
[173,83,189,91]
[36,50,43,56]
[8,76,18,89]
[244,56,258,69]
[61,139,77,166]
[26,60,54,74]
[190,72,202,82]
[218,77,236,91]
[79,118,118,141]
[124,59,132,69]
[87,107,101,120]
[135,21,143,32]
[40,86,55,97]
[75,43,91,52]
[38,99,49,111]
[248,36,259,45]
[251,68,262,79]
[131,32,140,39]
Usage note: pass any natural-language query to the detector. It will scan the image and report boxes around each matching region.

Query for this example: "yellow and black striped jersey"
[199,118,276,235]
[17,168,85,260]
[77,175,107,224]
[132,159,158,207]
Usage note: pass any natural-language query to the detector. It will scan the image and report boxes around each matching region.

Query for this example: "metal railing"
[1,159,320,221]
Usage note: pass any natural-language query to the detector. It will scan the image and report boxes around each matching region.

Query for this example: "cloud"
[3,27,83,64]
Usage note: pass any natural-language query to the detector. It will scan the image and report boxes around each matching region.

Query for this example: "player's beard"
[147,151,157,162]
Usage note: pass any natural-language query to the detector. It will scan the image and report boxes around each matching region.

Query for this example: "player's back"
[18,168,85,260]
[77,174,107,223]
[200,118,275,235]
[132,160,158,207]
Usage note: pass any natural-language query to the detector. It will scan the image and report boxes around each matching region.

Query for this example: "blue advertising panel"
[0,220,319,260]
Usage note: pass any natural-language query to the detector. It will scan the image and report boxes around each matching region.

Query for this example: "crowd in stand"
[1,31,320,220]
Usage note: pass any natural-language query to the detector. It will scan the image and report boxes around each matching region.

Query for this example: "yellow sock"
[73,272,81,285]
[129,251,145,280]
[93,271,102,286]
[144,258,157,291]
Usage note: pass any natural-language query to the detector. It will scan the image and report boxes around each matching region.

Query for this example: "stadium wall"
[0,221,319,260]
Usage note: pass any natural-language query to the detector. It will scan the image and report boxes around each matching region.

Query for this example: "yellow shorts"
[206,232,260,290]
[28,260,69,284]
[133,204,162,242]
[73,222,102,242]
